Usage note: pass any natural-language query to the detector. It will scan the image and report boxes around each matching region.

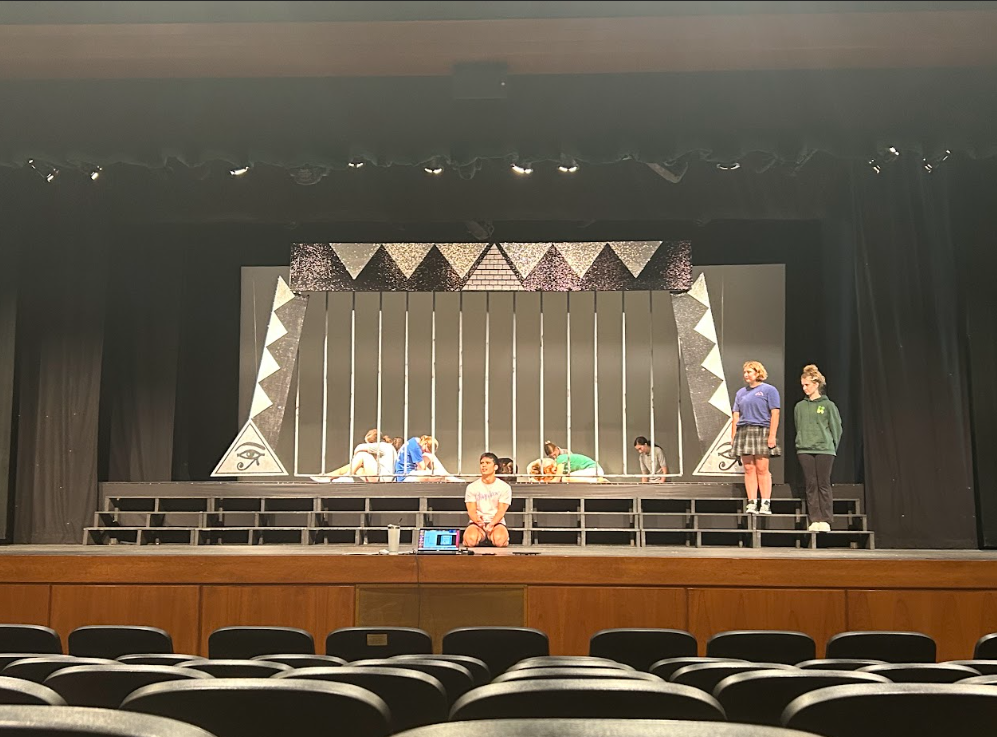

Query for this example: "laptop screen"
[418,528,461,552]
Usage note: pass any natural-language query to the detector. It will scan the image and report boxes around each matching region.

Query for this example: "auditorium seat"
[353,658,474,704]
[118,655,205,667]
[507,656,631,671]
[782,683,997,736]
[1,656,117,683]
[391,654,491,686]
[442,627,549,675]
[391,718,822,737]
[45,664,210,708]
[796,659,884,671]
[859,662,981,683]
[974,633,997,659]
[0,705,217,737]
[449,679,725,721]
[253,653,346,668]
[670,662,796,694]
[945,659,997,675]
[492,667,659,683]
[68,626,173,659]
[650,657,746,681]
[207,626,314,659]
[825,631,936,663]
[0,625,61,655]
[589,628,698,671]
[179,659,291,678]
[122,678,391,737]
[278,665,448,732]
[326,627,432,661]
[958,674,997,685]
[712,668,889,725]
[707,631,816,665]
[0,676,66,706]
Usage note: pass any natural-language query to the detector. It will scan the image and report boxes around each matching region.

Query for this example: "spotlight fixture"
[885,146,900,160]
[923,149,952,173]
[716,162,741,171]
[89,166,102,181]
[868,159,882,174]
[229,166,250,177]
[424,165,444,175]
[557,163,579,174]
[348,161,365,169]
[27,158,59,183]
[511,163,533,175]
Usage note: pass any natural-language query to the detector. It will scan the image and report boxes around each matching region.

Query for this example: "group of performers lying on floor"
[310,432,609,484]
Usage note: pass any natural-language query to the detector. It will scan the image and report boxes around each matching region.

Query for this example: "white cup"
[387,525,401,554]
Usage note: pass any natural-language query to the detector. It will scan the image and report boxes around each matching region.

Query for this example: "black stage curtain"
[952,159,997,548]
[13,217,108,544]
[848,158,977,548]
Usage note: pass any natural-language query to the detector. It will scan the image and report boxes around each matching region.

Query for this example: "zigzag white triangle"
[383,243,434,279]
[694,308,718,344]
[701,344,725,380]
[436,243,489,279]
[332,243,380,280]
[708,381,733,416]
[557,242,606,278]
[688,273,710,307]
[212,419,287,477]
[256,347,280,383]
[265,312,287,347]
[273,276,295,310]
[249,384,273,418]
[610,241,659,277]
[501,242,551,279]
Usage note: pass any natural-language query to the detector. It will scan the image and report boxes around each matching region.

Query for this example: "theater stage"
[1,543,996,665]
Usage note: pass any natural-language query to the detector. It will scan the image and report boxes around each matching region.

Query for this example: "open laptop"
[417,528,462,555]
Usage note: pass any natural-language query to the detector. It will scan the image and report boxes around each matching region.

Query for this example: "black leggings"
[798,453,835,523]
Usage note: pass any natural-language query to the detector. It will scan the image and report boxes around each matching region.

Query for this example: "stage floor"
[1,544,994,560]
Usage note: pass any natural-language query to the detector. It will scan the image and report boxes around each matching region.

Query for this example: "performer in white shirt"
[463,452,512,548]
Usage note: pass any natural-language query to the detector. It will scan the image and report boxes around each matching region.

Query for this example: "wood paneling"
[688,588,847,657]
[847,589,997,661]
[1,12,996,80]
[0,584,50,626]
[49,585,199,655]
[528,586,687,655]
[0,555,417,585]
[200,586,355,655]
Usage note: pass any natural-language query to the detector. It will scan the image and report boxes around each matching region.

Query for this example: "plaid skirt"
[732,424,781,458]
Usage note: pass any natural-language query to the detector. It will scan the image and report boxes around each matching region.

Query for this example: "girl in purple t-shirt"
[731,360,781,515]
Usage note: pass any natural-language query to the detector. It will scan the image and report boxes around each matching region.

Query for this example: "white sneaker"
[745,500,758,514]
[819,522,832,532]
[807,522,820,532]
[309,476,332,484]
[759,500,772,515]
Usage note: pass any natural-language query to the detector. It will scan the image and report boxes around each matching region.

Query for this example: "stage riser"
[87,493,873,549]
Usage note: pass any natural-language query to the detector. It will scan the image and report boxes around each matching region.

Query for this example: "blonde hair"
[419,435,439,451]
[743,361,768,381]
[801,364,826,393]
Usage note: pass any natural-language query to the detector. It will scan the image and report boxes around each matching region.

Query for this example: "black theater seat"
[68,626,173,659]
[0,705,217,737]
[707,631,816,666]
[326,627,432,661]
[590,628,698,671]
[45,664,210,708]
[825,631,936,663]
[442,627,549,676]
[0,626,62,655]
[207,626,314,659]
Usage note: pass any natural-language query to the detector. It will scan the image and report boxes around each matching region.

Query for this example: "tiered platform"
[85,482,874,550]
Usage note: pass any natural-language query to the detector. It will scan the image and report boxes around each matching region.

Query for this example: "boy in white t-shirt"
[464,452,512,548]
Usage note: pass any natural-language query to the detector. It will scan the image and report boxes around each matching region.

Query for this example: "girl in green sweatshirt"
[795,364,842,532]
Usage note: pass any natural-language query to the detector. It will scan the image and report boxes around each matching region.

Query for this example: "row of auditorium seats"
[2,654,997,736]
[4,623,997,668]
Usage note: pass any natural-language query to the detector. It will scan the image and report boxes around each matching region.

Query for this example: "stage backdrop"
[239,264,785,482]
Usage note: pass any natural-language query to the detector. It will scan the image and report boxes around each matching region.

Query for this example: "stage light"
[886,146,900,159]
[348,161,365,169]
[868,159,882,174]
[229,166,250,177]
[923,149,952,173]
[27,158,59,183]
[424,165,444,175]
[89,166,102,181]
[45,171,58,183]
[716,162,741,171]
[558,163,579,173]
[511,163,533,175]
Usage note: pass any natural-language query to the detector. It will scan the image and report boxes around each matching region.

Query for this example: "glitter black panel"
[290,241,693,292]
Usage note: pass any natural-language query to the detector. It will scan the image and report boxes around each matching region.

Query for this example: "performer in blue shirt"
[731,360,781,515]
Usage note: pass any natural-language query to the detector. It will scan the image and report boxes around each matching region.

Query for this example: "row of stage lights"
[24,149,954,183]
